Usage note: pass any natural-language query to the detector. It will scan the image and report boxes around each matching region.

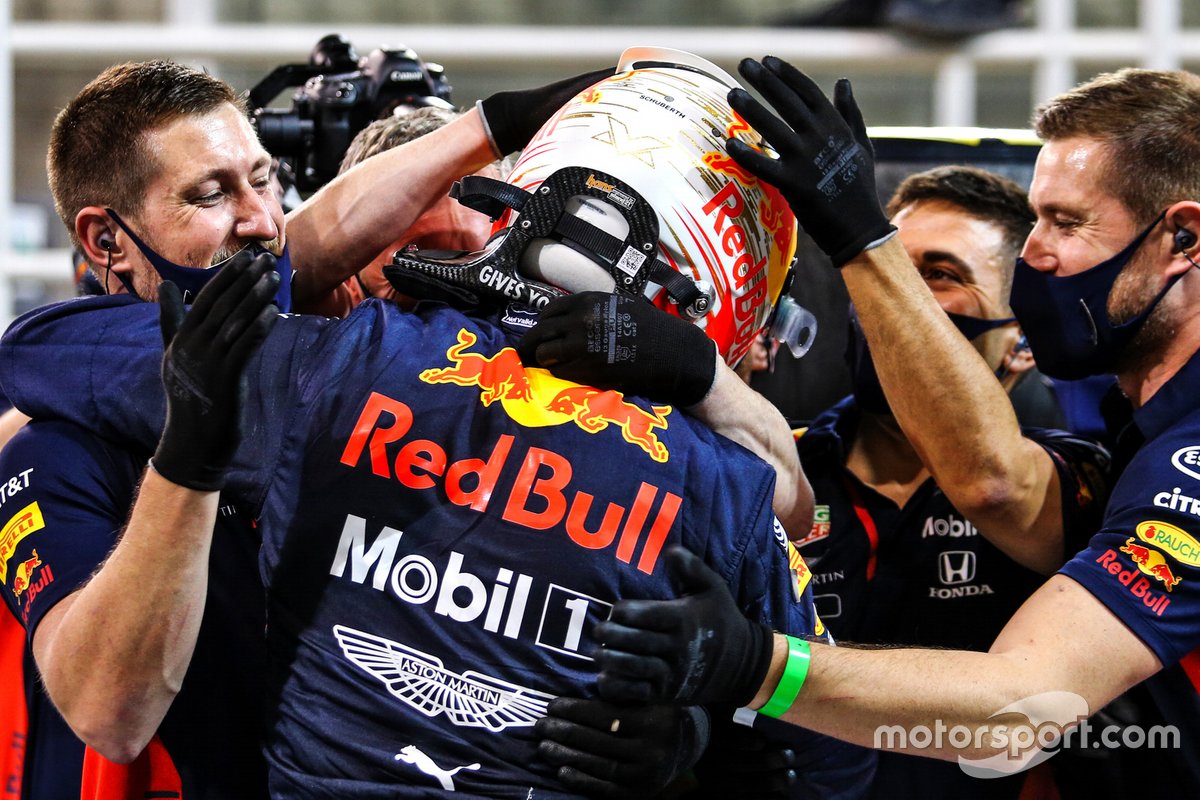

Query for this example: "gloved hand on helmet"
[725,56,896,268]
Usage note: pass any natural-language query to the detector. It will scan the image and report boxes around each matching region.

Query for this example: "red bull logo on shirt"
[1119,537,1183,592]
[1094,544,1175,617]
[11,550,40,597]
[1134,520,1200,567]
[340,391,680,575]
[1095,547,1172,615]
[420,330,671,463]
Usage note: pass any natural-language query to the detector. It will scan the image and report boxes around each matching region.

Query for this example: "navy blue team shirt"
[0,419,267,799]
[796,396,1110,649]
[1060,347,1200,666]
[795,396,1111,800]
[0,294,869,799]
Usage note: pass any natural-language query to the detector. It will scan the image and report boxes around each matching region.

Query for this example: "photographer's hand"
[478,67,613,156]
[726,56,896,267]
[152,251,279,490]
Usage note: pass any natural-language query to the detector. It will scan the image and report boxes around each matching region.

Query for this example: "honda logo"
[939,551,976,585]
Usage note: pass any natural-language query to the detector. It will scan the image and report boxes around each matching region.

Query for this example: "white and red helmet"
[387,47,799,365]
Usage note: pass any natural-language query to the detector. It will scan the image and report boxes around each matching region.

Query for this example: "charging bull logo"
[1120,538,1183,592]
[420,330,532,406]
[702,152,759,187]
[545,387,669,463]
[12,550,40,597]
[421,330,671,462]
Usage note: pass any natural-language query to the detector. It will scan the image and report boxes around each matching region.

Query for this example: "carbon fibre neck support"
[383,167,706,315]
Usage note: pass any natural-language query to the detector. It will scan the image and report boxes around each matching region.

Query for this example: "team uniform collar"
[1133,347,1200,441]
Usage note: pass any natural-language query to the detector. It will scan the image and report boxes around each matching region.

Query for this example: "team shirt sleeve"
[1029,427,1113,559]
[1059,431,1200,667]
[0,421,137,641]
[0,296,330,514]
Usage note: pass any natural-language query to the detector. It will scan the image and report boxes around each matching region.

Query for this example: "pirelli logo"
[0,501,44,583]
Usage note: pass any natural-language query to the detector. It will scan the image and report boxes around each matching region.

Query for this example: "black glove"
[595,546,774,707]
[688,714,796,800]
[152,251,279,490]
[725,56,896,267]
[535,697,709,799]
[517,292,717,406]
[478,67,613,155]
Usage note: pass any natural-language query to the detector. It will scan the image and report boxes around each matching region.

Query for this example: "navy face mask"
[847,304,1015,416]
[1009,211,1170,380]
[105,208,293,311]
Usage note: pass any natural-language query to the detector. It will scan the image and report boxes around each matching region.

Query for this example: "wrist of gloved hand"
[517,292,717,406]
[478,67,613,156]
[150,445,228,492]
[535,697,710,799]
[828,224,900,269]
[595,547,777,707]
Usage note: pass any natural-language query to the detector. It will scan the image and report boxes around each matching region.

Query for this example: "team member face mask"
[106,208,293,311]
[847,305,1015,416]
[1009,211,1172,380]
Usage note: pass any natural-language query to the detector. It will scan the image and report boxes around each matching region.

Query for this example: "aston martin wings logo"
[333,625,556,731]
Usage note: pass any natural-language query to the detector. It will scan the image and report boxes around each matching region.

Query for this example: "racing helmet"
[386,47,799,365]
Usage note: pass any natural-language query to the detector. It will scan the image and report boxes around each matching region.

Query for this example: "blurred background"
[0,0,1196,414]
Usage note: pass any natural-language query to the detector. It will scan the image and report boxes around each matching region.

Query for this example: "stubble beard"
[1107,251,1176,377]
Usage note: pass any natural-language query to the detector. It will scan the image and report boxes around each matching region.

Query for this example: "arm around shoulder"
[768,575,1160,760]
[688,354,813,541]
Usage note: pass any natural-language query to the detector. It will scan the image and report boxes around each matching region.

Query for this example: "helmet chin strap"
[383,167,708,315]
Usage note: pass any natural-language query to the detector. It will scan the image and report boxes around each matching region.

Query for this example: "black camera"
[249,33,453,193]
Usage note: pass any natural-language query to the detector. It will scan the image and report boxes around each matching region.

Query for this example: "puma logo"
[395,744,481,791]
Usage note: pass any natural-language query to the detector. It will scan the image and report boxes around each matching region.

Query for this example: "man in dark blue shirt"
[583,58,1200,787]
[1,52,871,798]
[2,56,608,799]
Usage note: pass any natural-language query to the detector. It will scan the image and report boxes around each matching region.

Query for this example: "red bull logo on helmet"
[420,329,671,463]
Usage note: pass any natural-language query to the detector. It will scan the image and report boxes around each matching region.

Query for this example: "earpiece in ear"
[1173,228,1197,254]
[99,237,115,252]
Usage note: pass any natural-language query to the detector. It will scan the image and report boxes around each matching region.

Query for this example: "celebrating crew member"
[0,50,871,797]
[585,58,1200,783]
[0,57,609,798]
[524,162,1113,797]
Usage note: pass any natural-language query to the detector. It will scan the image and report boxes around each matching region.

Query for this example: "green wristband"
[758,635,811,718]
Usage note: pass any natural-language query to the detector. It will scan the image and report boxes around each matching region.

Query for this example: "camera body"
[250,34,453,193]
